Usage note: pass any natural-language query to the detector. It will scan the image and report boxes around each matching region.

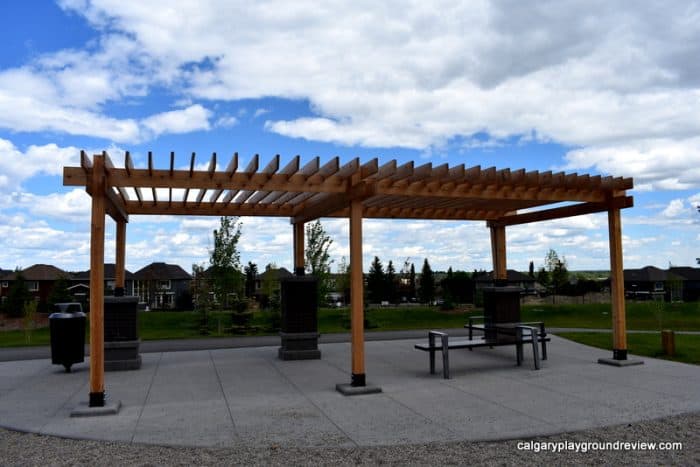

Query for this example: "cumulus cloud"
[0,139,80,191]
[141,104,212,138]
[661,199,687,218]
[43,1,700,187]
[562,137,700,191]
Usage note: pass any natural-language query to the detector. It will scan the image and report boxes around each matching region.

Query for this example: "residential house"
[69,264,137,304]
[669,267,700,302]
[255,266,293,305]
[133,262,192,309]
[0,264,71,311]
[623,266,683,301]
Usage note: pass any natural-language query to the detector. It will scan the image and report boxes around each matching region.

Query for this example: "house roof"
[0,269,11,279]
[623,266,681,282]
[72,264,135,280]
[669,267,700,281]
[133,262,191,280]
[473,269,535,283]
[2,264,69,281]
[257,267,294,281]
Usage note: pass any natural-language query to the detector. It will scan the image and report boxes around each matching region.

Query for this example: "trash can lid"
[49,311,86,319]
[49,312,74,319]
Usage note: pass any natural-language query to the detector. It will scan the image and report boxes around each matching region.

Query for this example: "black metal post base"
[336,375,382,396]
[351,373,366,387]
[89,391,105,407]
[598,349,644,367]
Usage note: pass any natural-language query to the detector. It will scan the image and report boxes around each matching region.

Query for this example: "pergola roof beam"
[489,196,634,227]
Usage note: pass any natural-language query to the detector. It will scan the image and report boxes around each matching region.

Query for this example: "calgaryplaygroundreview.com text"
[517,440,683,453]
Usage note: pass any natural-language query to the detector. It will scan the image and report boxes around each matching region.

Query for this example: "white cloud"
[253,108,270,119]
[215,115,238,128]
[563,137,700,190]
[54,1,700,155]
[661,199,687,218]
[0,139,80,191]
[141,104,212,138]
[10,189,92,223]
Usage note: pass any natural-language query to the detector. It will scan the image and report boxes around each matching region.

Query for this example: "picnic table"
[414,316,550,379]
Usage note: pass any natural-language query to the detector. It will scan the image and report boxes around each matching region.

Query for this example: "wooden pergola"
[64,151,634,405]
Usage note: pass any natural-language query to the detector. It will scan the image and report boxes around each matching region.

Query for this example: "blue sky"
[1,1,699,274]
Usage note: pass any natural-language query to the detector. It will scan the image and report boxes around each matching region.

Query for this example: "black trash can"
[49,304,86,373]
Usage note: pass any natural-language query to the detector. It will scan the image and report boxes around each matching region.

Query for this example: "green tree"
[386,260,397,303]
[336,256,351,304]
[191,263,212,334]
[543,249,569,292]
[210,216,243,308]
[409,263,416,299]
[305,220,334,304]
[419,258,435,304]
[48,275,72,309]
[261,263,279,307]
[367,256,386,303]
[4,271,31,318]
[528,261,535,278]
[551,258,569,293]
[544,249,560,273]
[244,262,258,298]
[536,267,550,288]
[441,267,455,301]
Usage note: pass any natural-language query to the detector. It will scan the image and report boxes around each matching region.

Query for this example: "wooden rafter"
[63,151,634,223]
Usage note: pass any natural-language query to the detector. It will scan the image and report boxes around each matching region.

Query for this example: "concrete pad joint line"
[378,387,462,437]
[208,349,239,438]
[130,352,163,444]
[37,370,89,434]
[266,357,359,448]
[443,379,557,429]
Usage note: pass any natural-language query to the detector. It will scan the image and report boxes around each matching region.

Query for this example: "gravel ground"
[1,412,698,466]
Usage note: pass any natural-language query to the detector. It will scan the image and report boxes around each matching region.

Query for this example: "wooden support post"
[608,208,628,360]
[89,155,106,407]
[349,200,366,386]
[490,225,507,283]
[115,220,126,296]
[293,222,305,276]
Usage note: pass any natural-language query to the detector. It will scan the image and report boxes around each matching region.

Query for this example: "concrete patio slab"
[0,335,698,448]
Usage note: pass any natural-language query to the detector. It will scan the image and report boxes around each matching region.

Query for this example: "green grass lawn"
[556,332,700,365]
[521,301,700,330]
[2,301,699,349]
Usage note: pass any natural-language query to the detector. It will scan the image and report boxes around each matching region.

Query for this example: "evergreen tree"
[386,260,397,303]
[537,267,550,289]
[367,256,386,303]
[47,275,72,309]
[244,262,258,298]
[305,220,334,304]
[528,261,535,278]
[409,263,416,299]
[210,216,243,308]
[419,258,435,304]
[551,257,569,293]
[4,271,31,318]
[442,267,455,301]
